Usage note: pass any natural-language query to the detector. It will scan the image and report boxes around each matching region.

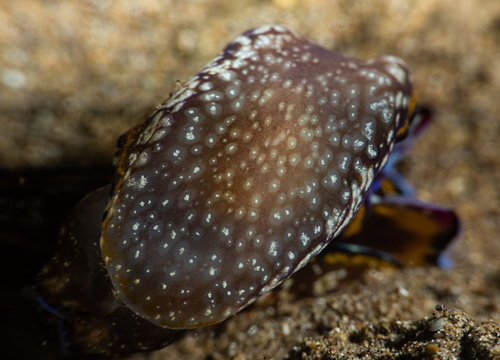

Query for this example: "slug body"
[32,25,460,356]
[101,25,414,329]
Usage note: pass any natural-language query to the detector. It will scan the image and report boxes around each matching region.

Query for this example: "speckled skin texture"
[100,25,413,329]
[32,186,180,355]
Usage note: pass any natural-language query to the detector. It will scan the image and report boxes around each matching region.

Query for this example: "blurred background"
[1,0,499,358]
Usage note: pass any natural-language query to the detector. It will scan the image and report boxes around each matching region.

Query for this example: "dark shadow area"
[0,164,112,359]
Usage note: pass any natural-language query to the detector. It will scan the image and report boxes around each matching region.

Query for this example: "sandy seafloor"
[1,0,500,359]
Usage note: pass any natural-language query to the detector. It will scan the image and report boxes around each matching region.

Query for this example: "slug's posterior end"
[32,186,118,319]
